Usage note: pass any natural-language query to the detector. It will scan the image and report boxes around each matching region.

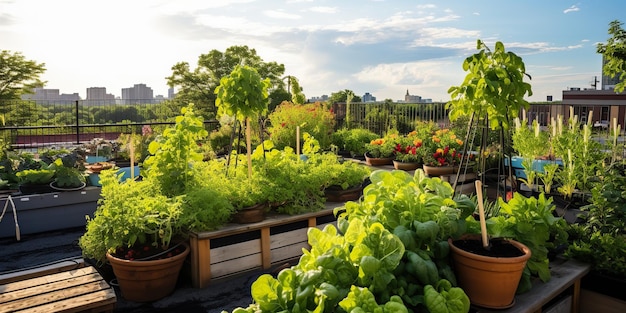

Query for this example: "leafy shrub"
[268,101,335,150]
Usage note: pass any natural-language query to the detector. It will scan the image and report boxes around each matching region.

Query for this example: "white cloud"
[308,6,338,14]
[264,10,301,20]
[563,5,580,14]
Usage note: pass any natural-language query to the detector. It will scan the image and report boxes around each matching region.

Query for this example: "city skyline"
[2,1,625,102]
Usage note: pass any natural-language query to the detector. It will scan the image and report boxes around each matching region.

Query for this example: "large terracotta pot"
[422,164,458,176]
[106,242,190,302]
[392,160,421,171]
[448,235,531,309]
[364,153,394,166]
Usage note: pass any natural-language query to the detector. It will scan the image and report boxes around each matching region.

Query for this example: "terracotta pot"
[232,203,266,224]
[422,164,458,176]
[106,242,190,302]
[324,185,364,202]
[448,235,531,309]
[364,153,394,166]
[392,160,421,171]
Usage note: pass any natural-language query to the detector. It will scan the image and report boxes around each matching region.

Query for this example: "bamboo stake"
[475,180,490,249]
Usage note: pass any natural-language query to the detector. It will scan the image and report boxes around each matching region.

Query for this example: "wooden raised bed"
[189,203,343,288]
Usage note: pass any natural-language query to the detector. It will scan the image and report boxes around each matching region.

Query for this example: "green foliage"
[50,158,85,188]
[331,128,379,157]
[16,168,55,185]
[512,118,550,159]
[227,221,408,312]
[0,50,46,101]
[288,76,306,105]
[79,170,185,264]
[143,105,208,197]
[166,45,285,119]
[268,102,336,150]
[567,163,626,278]
[597,20,626,93]
[447,40,532,129]
[423,279,470,313]
[215,65,271,122]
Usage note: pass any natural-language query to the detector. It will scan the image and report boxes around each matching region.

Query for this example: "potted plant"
[79,169,190,302]
[331,128,379,159]
[392,131,424,171]
[451,187,569,308]
[364,132,399,166]
[421,128,465,176]
[49,153,87,190]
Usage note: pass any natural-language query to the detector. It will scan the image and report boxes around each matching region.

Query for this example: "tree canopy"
[598,20,626,93]
[329,89,362,103]
[0,50,46,101]
[166,45,286,119]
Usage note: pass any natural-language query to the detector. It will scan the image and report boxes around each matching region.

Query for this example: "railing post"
[75,100,80,145]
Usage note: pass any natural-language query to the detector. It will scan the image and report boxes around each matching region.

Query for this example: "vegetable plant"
[215,64,270,178]
[465,192,569,293]
[447,40,532,130]
[225,169,473,312]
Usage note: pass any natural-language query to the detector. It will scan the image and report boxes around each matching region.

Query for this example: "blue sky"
[1,0,624,102]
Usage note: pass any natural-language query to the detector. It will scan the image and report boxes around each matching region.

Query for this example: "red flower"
[281,122,286,127]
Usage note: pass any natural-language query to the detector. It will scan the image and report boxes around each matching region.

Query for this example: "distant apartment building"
[121,84,154,104]
[309,95,329,102]
[404,90,432,103]
[85,87,115,105]
[168,87,175,99]
[21,87,80,102]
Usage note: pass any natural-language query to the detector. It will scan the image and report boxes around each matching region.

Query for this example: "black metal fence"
[0,99,220,149]
[0,99,587,150]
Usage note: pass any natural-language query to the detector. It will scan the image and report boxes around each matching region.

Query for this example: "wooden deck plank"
[0,267,98,294]
[0,258,84,285]
[1,280,113,313]
[0,272,104,304]
[13,288,116,313]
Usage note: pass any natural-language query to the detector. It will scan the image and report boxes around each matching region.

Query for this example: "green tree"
[166,45,285,119]
[0,50,46,101]
[598,20,626,93]
[328,89,362,103]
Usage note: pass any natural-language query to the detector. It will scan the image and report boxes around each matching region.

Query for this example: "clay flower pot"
[106,242,190,302]
[392,160,421,171]
[448,234,531,309]
[364,153,394,166]
[422,164,458,176]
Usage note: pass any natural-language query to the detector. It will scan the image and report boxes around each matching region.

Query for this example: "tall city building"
[86,87,115,103]
[362,92,376,102]
[121,84,154,104]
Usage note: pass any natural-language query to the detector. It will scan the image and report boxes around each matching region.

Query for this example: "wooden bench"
[0,266,116,313]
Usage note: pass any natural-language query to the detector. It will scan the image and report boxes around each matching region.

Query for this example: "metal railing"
[2,99,597,150]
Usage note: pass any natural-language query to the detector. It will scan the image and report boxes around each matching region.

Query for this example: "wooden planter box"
[0,187,100,239]
[188,203,342,288]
